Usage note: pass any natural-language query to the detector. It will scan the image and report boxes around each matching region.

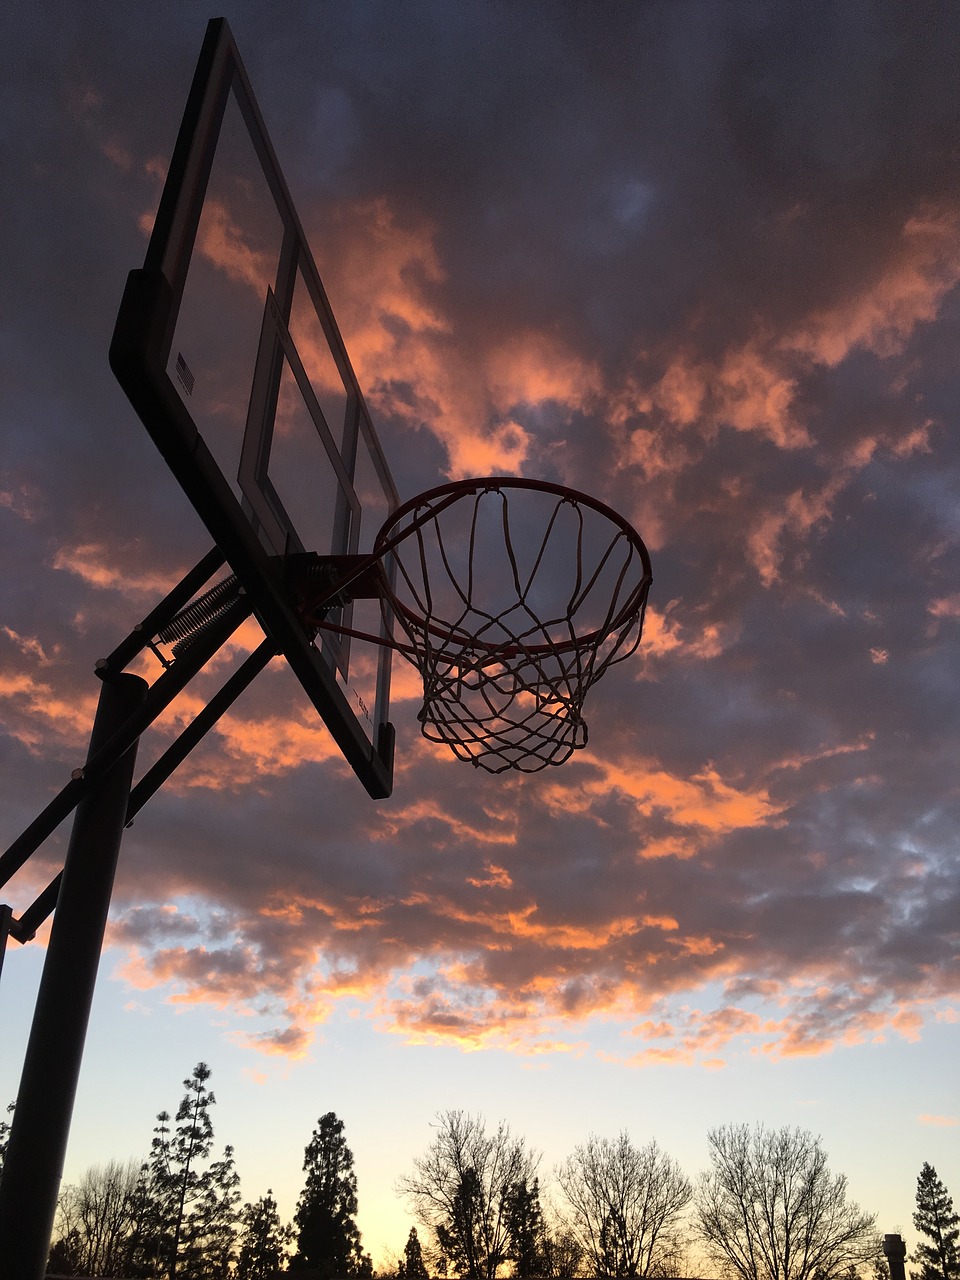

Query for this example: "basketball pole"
[0,671,148,1280]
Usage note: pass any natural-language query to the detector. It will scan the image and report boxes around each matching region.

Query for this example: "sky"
[2,0,959,1268]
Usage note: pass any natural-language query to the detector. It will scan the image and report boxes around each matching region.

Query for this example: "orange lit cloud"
[746,476,846,587]
[544,755,785,834]
[0,480,45,522]
[0,668,98,752]
[305,199,625,480]
[487,332,602,415]
[616,343,807,451]
[2,627,60,666]
[51,542,181,598]
[929,594,960,619]
[639,606,728,663]
[468,863,513,889]
[376,799,519,849]
[197,199,276,295]
[785,210,960,367]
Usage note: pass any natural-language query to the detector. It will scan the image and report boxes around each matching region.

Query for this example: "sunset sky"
[2,0,959,1267]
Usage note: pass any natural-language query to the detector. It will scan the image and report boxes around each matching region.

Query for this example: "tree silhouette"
[47,1228,84,1274]
[292,1111,368,1275]
[505,1176,548,1277]
[913,1164,960,1280]
[541,1226,585,1279]
[132,1061,234,1279]
[0,1100,14,1177]
[438,1167,487,1279]
[557,1134,689,1279]
[237,1190,294,1279]
[139,1107,178,1275]
[405,1226,431,1280]
[694,1123,876,1280]
[180,1142,242,1278]
[165,1063,217,1278]
[400,1110,538,1280]
[50,1159,142,1276]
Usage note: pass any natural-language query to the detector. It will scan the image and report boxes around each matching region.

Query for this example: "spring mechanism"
[157,575,243,658]
[282,553,385,632]
[300,562,351,614]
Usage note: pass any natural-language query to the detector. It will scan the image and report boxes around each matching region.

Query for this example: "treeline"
[1,1065,957,1280]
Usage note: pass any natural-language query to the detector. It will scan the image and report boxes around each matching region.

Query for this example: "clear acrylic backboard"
[110,18,398,797]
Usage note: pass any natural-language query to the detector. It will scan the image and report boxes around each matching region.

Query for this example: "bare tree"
[694,1124,877,1280]
[51,1159,143,1276]
[556,1134,691,1278]
[398,1110,539,1280]
[541,1224,587,1278]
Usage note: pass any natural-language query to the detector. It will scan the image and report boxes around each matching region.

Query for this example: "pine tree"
[180,1143,242,1279]
[292,1111,366,1275]
[436,1168,487,1280]
[504,1177,547,1277]
[122,1161,156,1278]
[237,1190,294,1280]
[914,1164,960,1280]
[170,1063,217,1276]
[138,1109,178,1276]
[405,1226,430,1280]
[133,1064,220,1279]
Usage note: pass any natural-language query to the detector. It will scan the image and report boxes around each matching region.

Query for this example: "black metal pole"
[0,595,250,892]
[0,672,148,1279]
[9,636,278,947]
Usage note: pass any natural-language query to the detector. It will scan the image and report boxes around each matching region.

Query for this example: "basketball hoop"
[370,477,652,774]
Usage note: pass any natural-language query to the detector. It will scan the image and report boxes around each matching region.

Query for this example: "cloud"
[784,210,960,367]
[3,1,960,1079]
[539,754,785,835]
[51,542,181,598]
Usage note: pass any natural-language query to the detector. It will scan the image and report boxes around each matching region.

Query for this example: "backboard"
[110,18,398,797]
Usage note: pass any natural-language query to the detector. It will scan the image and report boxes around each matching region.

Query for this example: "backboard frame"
[110,17,398,797]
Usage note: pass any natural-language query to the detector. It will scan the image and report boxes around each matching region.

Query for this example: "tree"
[50,1159,142,1276]
[399,1110,539,1280]
[913,1164,960,1280]
[47,1228,84,1274]
[504,1177,548,1277]
[129,1062,239,1280]
[0,1100,14,1177]
[292,1111,367,1275]
[437,1166,487,1280]
[405,1227,431,1280]
[167,1062,217,1278]
[541,1227,585,1279]
[137,1108,178,1276]
[556,1133,690,1279]
[237,1190,294,1280]
[180,1143,242,1279]
[122,1162,157,1278]
[694,1123,877,1280]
